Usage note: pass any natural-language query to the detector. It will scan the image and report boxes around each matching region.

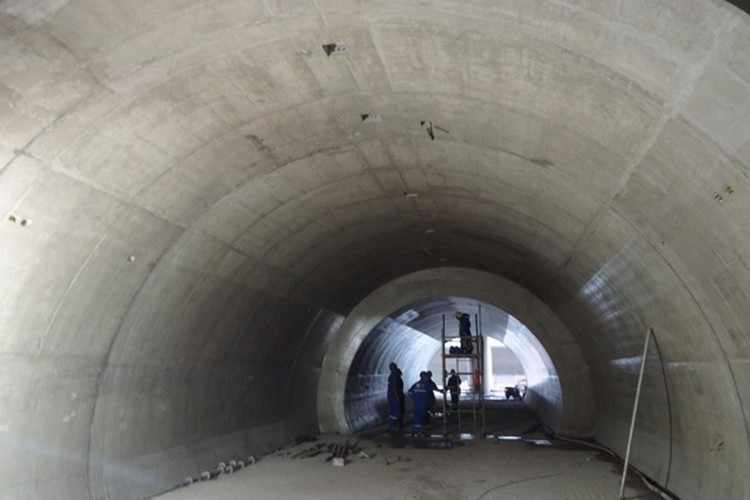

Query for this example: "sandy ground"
[155,434,658,500]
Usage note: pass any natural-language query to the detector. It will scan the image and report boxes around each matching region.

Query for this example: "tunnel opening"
[343,297,562,433]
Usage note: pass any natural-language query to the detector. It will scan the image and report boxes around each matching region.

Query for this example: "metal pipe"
[442,314,447,436]
[618,327,652,499]
[473,313,478,436]
[478,302,491,437]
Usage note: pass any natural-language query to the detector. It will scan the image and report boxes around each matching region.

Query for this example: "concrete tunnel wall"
[343,316,441,431]
[341,296,566,434]
[321,270,582,436]
[2,0,750,499]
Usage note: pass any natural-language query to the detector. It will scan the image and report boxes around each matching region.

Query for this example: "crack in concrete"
[474,471,564,500]
[494,144,554,168]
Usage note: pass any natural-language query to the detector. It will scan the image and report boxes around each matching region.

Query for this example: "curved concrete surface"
[1,1,750,499]
[343,312,442,431]
[318,268,589,435]
[341,296,565,433]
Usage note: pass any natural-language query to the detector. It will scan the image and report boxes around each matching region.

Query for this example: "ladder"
[441,307,486,438]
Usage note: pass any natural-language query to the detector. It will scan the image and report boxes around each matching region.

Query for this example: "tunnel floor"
[156,402,659,500]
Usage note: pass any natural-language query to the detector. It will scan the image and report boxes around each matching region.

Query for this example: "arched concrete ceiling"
[318,269,588,436]
[1,1,750,499]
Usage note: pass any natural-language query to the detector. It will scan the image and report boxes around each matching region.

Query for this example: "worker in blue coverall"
[409,372,431,436]
[387,362,405,432]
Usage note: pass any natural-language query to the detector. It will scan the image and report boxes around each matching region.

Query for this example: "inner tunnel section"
[344,297,562,432]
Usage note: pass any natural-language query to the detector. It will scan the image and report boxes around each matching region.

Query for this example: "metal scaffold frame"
[441,305,486,438]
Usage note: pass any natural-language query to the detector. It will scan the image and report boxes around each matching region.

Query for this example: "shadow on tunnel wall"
[345,317,440,431]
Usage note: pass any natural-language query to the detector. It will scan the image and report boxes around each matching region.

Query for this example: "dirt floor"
[156,402,659,500]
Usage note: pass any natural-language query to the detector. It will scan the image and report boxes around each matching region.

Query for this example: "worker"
[387,362,405,432]
[456,312,473,354]
[425,371,441,422]
[446,369,462,410]
[408,372,431,436]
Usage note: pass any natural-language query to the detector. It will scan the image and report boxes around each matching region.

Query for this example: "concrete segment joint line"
[560,12,742,271]
[36,235,108,356]
[474,471,564,500]
[611,204,750,479]
[286,309,324,411]
[310,0,328,27]
[84,228,185,500]
[649,329,674,488]
[260,0,274,17]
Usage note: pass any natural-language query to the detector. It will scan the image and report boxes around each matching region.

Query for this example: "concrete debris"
[360,113,382,123]
[325,440,360,466]
[384,455,412,466]
[291,443,325,459]
[179,454,258,490]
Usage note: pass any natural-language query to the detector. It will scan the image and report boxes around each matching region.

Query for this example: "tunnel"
[341,294,568,433]
[1,0,750,499]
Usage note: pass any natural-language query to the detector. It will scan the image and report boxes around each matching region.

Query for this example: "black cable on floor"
[649,328,673,488]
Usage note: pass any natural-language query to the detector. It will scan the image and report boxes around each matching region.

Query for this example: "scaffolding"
[441,306,486,437]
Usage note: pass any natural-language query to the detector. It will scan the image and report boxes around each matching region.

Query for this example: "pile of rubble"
[181,455,257,487]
